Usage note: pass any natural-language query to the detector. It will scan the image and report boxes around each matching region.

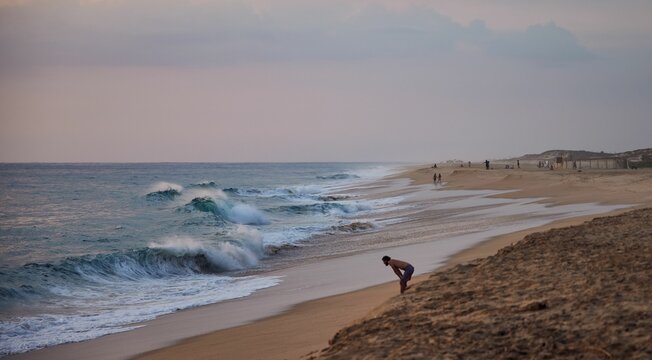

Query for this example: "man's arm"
[391,265,403,279]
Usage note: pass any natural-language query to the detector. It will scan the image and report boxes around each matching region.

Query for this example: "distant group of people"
[433,161,474,169]
[484,159,519,170]
[433,173,442,184]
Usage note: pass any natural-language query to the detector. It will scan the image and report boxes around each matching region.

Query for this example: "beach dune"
[317,207,652,359]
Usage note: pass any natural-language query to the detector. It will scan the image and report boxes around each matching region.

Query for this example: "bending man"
[382,256,414,294]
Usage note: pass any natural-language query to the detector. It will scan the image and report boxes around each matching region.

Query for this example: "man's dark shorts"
[401,264,414,285]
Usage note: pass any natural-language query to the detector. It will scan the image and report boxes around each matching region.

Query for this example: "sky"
[0,0,651,162]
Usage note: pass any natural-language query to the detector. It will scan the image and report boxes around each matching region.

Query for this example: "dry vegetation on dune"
[316,208,652,360]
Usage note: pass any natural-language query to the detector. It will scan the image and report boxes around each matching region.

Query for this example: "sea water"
[0,163,398,356]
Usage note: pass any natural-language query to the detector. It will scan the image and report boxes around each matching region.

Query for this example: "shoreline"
[133,166,652,360]
[9,166,652,360]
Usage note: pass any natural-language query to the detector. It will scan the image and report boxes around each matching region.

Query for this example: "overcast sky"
[1,0,651,162]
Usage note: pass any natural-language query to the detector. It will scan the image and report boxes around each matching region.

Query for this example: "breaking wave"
[188,180,219,188]
[145,182,183,200]
[185,196,269,225]
[0,235,265,304]
[0,232,276,356]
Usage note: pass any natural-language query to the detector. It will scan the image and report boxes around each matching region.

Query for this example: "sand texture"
[317,208,652,359]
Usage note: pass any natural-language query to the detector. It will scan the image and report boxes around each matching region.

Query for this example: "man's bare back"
[387,259,410,270]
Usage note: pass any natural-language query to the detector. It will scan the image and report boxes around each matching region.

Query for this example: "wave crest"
[188,180,219,188]
[186,196,269,225]
[70,237,258,281]
[146,182,183,200]
[0,235,267,304]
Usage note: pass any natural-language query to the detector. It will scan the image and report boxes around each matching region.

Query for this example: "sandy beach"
[8,165,652,360]
[132,166,652,360]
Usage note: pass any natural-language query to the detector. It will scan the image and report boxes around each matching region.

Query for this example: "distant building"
[492,149,651,170]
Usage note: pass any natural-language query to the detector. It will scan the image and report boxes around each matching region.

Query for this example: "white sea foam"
[262,225,326,246]
[148,236,207,254]
[230,225,265,254]
[349,165,400,180]
[148,235,263,271]
[0,275,281,356]
[228,204,270,225]
[290,184,326,195]
[180,189,269,225]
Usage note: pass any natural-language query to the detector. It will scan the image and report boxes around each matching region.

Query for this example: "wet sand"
[134,166,652,360]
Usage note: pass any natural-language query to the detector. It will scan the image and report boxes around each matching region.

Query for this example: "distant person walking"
[468,161,471,168]
[485,160,490,170]
[433,173,437,184]
[517,160,520,169]
[437,173,442,183]
[382,256,414,294]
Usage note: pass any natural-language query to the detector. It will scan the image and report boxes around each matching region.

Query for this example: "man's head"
[382,255,390,266]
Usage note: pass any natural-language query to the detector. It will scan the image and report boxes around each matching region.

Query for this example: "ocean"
[0,163,629,357]
[0,162,399,356]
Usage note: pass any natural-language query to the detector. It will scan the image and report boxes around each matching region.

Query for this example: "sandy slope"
[317,208,652,359]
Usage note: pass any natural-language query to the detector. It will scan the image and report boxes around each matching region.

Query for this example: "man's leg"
[400,266,414,294]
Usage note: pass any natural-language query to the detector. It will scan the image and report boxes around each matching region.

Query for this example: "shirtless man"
[382,256,414,294]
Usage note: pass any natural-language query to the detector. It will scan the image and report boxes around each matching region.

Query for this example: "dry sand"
[135,166,652,360]
[318,208,652,359]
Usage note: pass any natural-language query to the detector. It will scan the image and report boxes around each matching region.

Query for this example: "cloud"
[0,1,593,68]
[487,22,594,65]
